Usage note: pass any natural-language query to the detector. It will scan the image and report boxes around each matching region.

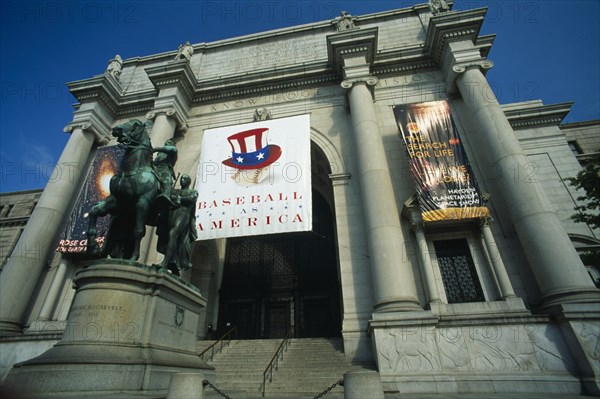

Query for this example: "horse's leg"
[130,195,152,262]
[87,195,117,256]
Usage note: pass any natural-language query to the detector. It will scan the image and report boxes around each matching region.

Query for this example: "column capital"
[410,220,425,232]
[445,56,494,94]
[341,76,378,90]
[63,118,111,146]
[480,215,493,228]
[145,107,189,135]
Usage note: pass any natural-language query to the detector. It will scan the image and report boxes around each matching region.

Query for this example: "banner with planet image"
[57,145,125,254]
[195,114,312,240]
[393,101,489,222]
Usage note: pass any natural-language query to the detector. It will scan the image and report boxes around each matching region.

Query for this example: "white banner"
[195,114,312,240]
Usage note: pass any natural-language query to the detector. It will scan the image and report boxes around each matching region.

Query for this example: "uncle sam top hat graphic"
[222,127,282,184]
[222,128,281,170]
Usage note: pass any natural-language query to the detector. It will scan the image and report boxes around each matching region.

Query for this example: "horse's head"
[112,119,148,146]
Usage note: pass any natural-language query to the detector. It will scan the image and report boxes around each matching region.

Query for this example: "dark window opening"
[568,140,583,156]
[434,238,484,303]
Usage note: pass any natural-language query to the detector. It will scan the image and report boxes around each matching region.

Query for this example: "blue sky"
[1,0,599,193]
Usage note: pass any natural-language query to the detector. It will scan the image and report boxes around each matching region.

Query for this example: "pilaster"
[145,59,197,136]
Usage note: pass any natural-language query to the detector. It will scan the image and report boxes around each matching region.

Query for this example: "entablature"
[502,100,573,129]
[67,4,498,117]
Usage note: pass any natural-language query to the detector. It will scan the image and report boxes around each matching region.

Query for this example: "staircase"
[197,338,373,398]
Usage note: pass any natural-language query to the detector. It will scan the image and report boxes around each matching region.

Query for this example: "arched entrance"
[217,143,342,339]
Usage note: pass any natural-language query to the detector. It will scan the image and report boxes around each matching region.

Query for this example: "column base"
[373,296,422,313]
[541,287,600,313]
[0,320,23,337]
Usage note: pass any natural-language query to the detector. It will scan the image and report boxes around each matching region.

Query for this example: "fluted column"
[480,219,516,299]
[343,77,421,312]
[454,65,599,308]
[0,124,102,335]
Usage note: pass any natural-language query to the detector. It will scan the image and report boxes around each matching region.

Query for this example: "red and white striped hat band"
[222,128,282,170]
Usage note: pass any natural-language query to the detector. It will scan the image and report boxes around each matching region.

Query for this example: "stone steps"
[197,337,373,398]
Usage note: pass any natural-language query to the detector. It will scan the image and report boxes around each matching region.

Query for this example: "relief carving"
[468,328,538,372]
[580,322,600,360]
[379,330,440,372]
[437,328,471,370]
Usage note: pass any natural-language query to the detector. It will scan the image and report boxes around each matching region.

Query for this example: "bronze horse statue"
[87,119,160,261]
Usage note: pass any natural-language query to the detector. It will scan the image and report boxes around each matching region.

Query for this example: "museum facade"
[1,2,599,396]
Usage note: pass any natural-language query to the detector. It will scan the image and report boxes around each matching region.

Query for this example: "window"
[568,140,583,156]
[434,238,485,303]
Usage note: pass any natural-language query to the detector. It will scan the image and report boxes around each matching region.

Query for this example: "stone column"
[454,65,598,308]
[0,125,100,336]
[480,219,516,299]
[411,222,441,304]
[138,108,180,265]
[147,109,178,148]
[37,260,69,321]
[342,78,421,312]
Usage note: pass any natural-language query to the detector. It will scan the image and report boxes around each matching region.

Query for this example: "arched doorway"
[217,143,341,339]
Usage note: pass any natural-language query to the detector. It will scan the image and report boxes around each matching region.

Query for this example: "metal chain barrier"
[203,379,233,399]
[312,378,344,399]
[201,377,344,399]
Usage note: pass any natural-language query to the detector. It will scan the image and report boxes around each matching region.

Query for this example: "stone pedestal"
[4,261,213,398]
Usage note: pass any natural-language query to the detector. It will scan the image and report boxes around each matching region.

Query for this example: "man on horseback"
[153,139,178,200]
[87,119,161,261]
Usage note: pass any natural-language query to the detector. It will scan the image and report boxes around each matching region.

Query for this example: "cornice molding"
[326,27,379,78]
[424,8,487,65]
[144,59,197,104]
[67,74,122,116]
[502,101,573,129]
[373,60,437,76]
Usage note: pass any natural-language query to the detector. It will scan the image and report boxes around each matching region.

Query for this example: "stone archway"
[215,141,342,339]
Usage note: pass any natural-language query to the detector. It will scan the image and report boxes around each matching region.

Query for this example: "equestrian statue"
[87,119,161,261]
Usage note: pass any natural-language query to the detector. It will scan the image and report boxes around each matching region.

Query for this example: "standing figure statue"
[334,11,357,31]
[105,55,123,79]
[428,0,450,15]
[174,41,194,62]
[156,174,198,276]
[153,139,178,203]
